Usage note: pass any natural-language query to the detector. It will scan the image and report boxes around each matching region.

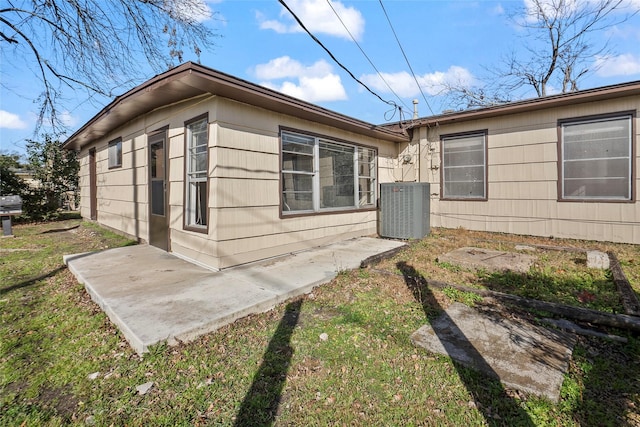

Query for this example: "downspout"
[413,100,420,182]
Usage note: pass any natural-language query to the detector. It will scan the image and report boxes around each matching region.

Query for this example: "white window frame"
[185,115,209,230]
[108,138,122,169]
[281,130,377,215]
[441,131,487,200]
[560,113,633,202]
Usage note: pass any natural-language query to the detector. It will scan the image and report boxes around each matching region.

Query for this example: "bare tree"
[437,81,513,111]
[502,0,634,97]
[1,0,219,135]
[442,0,635,109]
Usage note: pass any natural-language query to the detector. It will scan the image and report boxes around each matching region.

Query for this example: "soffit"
[63,63,408,151]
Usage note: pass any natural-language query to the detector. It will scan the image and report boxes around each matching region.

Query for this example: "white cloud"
[491,4,505,15]
[522,0,640,23]
[165,0,213,23]
[360,66,476,98]
[264,74,347,102]
[256,12,289,33]
[522,0,579,22]
[0,110,28,129]
[254,56,347,102]
[254,56,332,80]
[595,53,640,77]
[60,111,79,127]
[606,24,640,40]
[257,0,365,41]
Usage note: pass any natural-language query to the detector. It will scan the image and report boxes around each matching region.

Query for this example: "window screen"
[108,139,122,169]
[442,132,486,199]
[185,117,208,228]
[561,115,632,201]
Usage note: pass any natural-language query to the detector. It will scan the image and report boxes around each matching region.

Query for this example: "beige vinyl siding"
[77,154,91,220]
[78,94,398,270]
[207,98,393,268]
[77,97,212,244]
[78,127,149,240]
[215,211,378,268]
[417,95,639,244]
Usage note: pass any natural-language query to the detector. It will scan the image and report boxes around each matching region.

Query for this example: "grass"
[1,221,639,426]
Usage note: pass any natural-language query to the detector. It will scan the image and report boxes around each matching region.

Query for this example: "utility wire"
[325,0,412,113]
[278,0,402,120]
[378,0,435,117]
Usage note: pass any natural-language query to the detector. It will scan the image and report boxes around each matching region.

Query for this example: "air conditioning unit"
[380,183,430,239]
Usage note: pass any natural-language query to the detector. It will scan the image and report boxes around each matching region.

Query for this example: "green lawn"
[1,220,639,426]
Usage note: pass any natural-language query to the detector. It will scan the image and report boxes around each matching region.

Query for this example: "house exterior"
[395,81,640,244]
[64,62,640,271]
[63,62,409,269]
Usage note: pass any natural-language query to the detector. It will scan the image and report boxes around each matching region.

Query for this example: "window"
[185,115,208,229]
[108,138,122,169]
[560,114,633,201]
[281,130,377,214]
[441,131,487,199]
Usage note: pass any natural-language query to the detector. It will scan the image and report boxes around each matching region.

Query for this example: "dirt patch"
[438,247,536,274]
[38,384,79,421]
[297,306,340,328]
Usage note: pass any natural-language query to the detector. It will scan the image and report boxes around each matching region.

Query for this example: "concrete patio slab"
[64,237,406,354]
[411,302,575,402]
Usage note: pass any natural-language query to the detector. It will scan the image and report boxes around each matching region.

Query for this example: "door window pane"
[150,141,165,216]
[150,142,164,179]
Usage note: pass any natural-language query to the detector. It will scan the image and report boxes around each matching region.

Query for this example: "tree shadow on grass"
[397,261,534,426]
[40,224,80,234]
[234,299,302,427]
[477,270,619,313]
[0,266,66,296]
[571,336,640,426]
[478,265,638,424]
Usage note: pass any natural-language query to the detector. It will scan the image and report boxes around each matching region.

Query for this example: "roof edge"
[405,80,640,128]
[63,62,408,150]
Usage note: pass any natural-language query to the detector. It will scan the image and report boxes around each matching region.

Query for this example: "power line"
[325,0,412,113]
[277,0,402,120]
[378,0,435,117]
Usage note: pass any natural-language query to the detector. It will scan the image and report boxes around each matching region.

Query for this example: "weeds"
[442,286,483,307]
[1,222,638,426]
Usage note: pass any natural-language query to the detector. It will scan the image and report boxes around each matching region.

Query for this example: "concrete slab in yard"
[65,237,406,354]
[411,303,575,402]
[438,247,536,273]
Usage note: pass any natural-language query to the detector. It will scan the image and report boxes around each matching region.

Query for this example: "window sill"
[184,225,208,234]
[440,197,487,202]
[558,198,634,203]
[281,206,377,219]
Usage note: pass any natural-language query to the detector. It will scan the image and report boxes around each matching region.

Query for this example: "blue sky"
[2,0,640,157]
